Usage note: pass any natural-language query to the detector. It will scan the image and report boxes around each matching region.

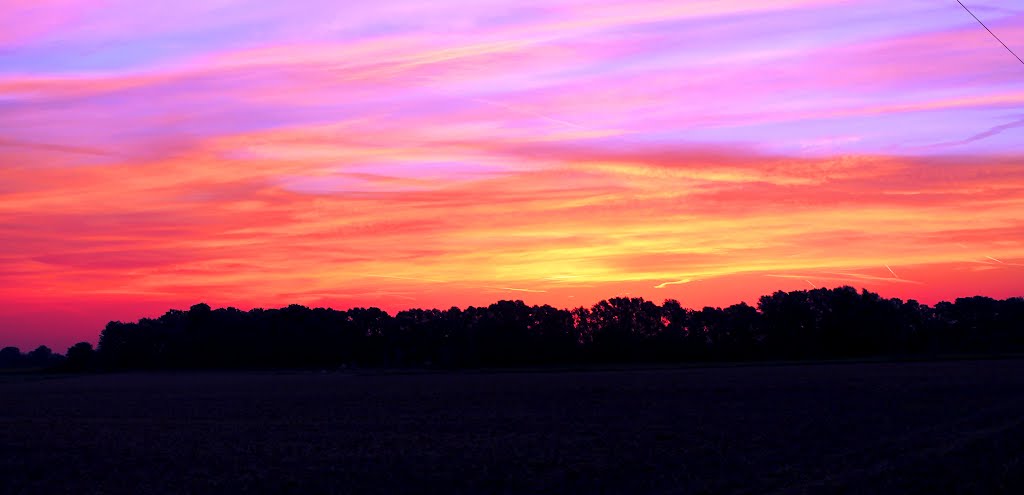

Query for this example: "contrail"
[767,273,923,285]
[986,255,1005,264]
[805,280,816,288]
[655,278,692,289]
[497,287,547,293]
[885,265,899,278]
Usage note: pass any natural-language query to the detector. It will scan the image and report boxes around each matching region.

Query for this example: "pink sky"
[1,0,1023,351]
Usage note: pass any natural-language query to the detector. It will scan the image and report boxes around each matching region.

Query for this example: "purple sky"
[1,0,1023,350]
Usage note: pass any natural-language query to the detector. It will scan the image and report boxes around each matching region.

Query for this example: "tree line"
[0,342,93,371]
[3,286,1023,371]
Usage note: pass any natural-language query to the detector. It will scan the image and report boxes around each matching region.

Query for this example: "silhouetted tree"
[652,299,689,361]
[65,342,95,371]
[716,303,763,359]
[0,346,23,368]
[26,345,62,368]
[587,297,662,362]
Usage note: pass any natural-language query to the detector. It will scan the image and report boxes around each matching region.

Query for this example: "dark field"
[4,361,1024,494]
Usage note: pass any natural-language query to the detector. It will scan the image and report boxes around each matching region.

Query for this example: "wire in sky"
[956,0,1024,66]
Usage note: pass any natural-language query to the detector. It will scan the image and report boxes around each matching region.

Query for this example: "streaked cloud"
[1,0,1022,349]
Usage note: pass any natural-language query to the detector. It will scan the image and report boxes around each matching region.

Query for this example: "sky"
[1,0,1023,351]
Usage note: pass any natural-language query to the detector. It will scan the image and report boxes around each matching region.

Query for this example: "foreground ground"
[3,360,1024,494]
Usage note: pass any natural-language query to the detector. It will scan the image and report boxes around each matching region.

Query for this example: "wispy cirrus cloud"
[2,0,1023,349]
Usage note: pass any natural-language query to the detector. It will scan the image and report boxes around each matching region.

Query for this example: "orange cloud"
[2,0,1023,350]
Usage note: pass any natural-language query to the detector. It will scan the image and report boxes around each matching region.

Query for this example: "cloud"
[765,273,923,285]
[934,117,1024,148]
[654,279,693,289]
[3,0,1024,350]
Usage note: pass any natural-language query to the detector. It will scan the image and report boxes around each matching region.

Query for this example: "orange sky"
[1,0,1023,350]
